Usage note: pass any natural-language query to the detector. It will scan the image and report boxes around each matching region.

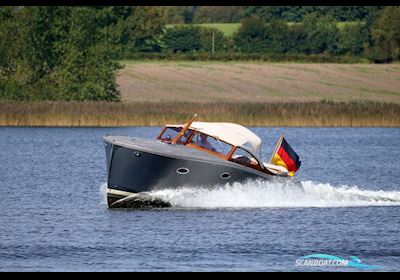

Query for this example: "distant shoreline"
[1,101,399,127]
[2,62,399,128]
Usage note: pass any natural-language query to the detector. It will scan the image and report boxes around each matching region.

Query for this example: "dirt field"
[117,61,400,104]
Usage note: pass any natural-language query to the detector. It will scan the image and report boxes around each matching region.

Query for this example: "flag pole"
[269,133,284,163]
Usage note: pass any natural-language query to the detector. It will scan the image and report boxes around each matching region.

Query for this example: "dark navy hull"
[104,135,287,207]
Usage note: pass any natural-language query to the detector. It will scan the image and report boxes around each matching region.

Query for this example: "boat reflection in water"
[103,115,301,208]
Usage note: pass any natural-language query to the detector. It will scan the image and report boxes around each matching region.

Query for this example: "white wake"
[147,180,400,209]
[100,180,400,209]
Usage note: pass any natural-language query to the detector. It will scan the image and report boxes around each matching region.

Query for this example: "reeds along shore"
[0,101,399,127]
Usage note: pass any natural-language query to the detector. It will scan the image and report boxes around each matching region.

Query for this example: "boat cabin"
[157,121,288,176]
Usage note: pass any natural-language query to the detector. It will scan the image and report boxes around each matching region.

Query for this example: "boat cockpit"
[156,121,288,176]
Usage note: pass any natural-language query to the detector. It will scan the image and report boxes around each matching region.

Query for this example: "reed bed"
[0,101,399,127]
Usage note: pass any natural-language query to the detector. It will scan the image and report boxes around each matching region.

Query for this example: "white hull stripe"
[106,188,136,197]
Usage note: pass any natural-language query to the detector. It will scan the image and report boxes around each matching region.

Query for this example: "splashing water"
[149,180,400,209]
[100,180,400,209]
[99,183,108,206]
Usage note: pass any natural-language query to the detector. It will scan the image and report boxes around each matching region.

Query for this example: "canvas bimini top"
[167,121,263,163]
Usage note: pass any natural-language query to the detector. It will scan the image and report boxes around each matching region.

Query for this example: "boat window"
[192,132,233,156]
[181,129,195,143]
[230,148,259,167]
[159,127,181,142]
[159,127,194,144]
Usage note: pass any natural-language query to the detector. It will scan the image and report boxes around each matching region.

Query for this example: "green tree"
[0,6,166,101]
[163,25,203,53]
[302,13,340,54]
[233,16,270,53]
[265,19,292,53]
[369,6,400,62]
[199,27,227,52]
[339,22,369,55]
[0,7,32,100]
[0,7,19,72]
[241,6,384,22]
[21,7,122,101]
[100,6,166,56]
[286,24,308,53]
[242,6,291,22]
[192,6,243,23]
[182,6,198,24]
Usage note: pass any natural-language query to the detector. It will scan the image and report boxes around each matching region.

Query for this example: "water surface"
[0,127,399,271]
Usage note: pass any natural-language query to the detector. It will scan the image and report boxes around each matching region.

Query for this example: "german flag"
[271,137,301,176]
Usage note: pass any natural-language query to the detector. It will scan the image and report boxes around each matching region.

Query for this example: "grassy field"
[194,23,240,36]
[117,61,400,104]
[166,23,239,37]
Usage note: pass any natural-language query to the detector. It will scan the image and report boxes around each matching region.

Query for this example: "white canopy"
[168,121,263,162]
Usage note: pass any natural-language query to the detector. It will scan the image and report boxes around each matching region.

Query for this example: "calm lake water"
[0,127,399,271]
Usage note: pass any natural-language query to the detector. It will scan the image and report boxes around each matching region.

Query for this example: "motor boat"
[103,115,300,208]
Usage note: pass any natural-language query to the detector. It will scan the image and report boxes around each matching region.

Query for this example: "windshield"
[158,127,194,144]
[191,132,233,156]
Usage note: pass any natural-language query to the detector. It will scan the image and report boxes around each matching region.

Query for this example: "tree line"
[163,6,383,24]
[128,7,400,63]
[0,6,399,102]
